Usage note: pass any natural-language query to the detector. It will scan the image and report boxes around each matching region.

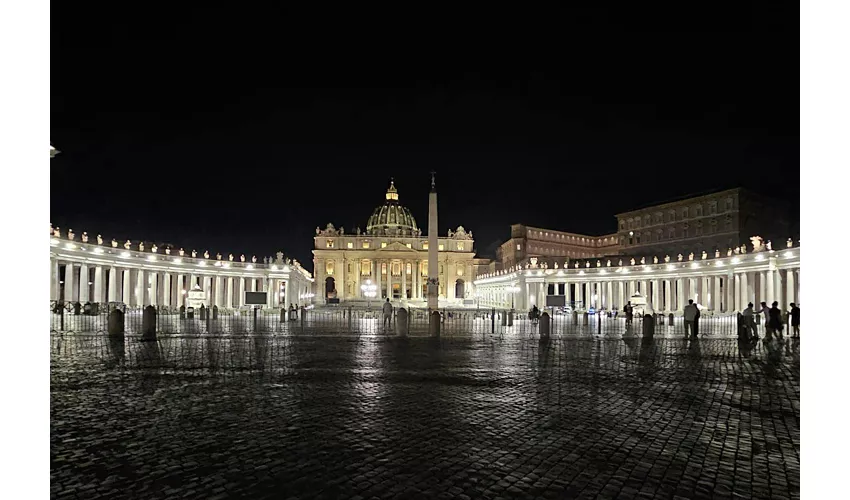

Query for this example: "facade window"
[458,242,464,251]
[439,264,444,274]
[683,224,689,239]
[643,215,650,226]
[668,210,676,222]
[346,242,353,249]
[348,263,352,273]
[516,244,521,250]
[362,241,370,249]
[326,239,335,248]
[709,201,717,215]
[406,262,412,275]
[381,263,387,275]
[725,198,733,211]
[654,213,662,224]
[422,242,428,250]
[326,261,334,275]
[421,261,428,276]
[695,205,702,217]
[392,262,400,276]
[696,222,703,236]
[381,242,387,248]
[724,216,733,231]
[361,260,371,275]
[682,207,689,219]
[438,244,444,251]
[406,243,411,248]
[709,219,717,234]
[669,228,676,239]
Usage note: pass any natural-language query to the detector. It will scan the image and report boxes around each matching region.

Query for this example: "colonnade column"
[63,263,76,302]
[766,270,775,305]
[663,279,672,312]
[92,266,104,303]
[675,278,684,311]
[786,270,796,308]
[387,263,393,300]
[162,273,171,307]
[606,282,613,310]
[78,263,89,302]
[107,267,118,302]
[51,259,60,300]
[739,272,748,311]
[712,276,721,312]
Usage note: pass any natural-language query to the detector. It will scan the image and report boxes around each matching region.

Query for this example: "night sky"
[51,4,799,267]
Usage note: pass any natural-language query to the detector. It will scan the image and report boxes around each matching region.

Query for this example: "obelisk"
[427,172,439,310]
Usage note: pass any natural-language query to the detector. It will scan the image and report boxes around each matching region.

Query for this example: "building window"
[406,262,412,275]
[669,228,676,239]
[406,243,411,248]
[696,222,703,236]
[381,242,387,248]
[421,261,428,276]
[709,201,717,215]
[682,224,689,239]
[458,242,464,251]
[654,213,662,224]
[438,244,444,251]
[326,261,334,275]
[695,205,702,217]
[643,215,650,226]
[392,262,400,276]
[516,244,521,250]
[709,219,717,234]
[668,210,676,222]
[422,242,428,250]
[346,242,353,249]
[724,216,733,231]
[682,207,689,219]
[326,239,335,248]
[381,263,387,275]
[362,241,370,249]
[457,267,464,276]
[361,260,371,275]
[725,198,733,211]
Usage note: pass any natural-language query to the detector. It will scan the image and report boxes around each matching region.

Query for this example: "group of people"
[742,301,800,341]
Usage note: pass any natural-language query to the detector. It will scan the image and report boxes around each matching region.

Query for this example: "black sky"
[51,4,799,266]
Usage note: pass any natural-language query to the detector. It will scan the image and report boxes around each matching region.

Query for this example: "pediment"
[376,241,420,253]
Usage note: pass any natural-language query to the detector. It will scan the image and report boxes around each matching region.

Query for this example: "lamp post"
[361,280,377,307]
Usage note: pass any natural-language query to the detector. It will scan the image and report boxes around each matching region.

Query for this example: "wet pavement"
[51,332,800,500]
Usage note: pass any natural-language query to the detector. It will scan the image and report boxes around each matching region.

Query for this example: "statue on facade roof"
[124,240,132,249]
[340,227,344,235]
[640,257,646,264]
[585,261,590,268]
[263,257,268,264]
[112,239,118,248]
[597,260,601,267]
[448,229,454,237]
[740,244,747,254]
[216,253,222,260]
[241,255,246,262]
[252,256,257,263]
[715,249,720,258]
[607,259,611,267]
[630,258,635,265]
[81,232,88,243]
[192,250,197,258]
[734,247,740,254]
[750,236,764,252]
[529,257,538,268]
[688,252,694,261]
[53,227,60,237]
[727,248,733,256]
[664,255,670,263]
[97,234,103,245]
[618,259,623,266]
[152,244,158,253]
[203,250,209,259]
[766,240,772,251]
[356,227,361,235]
[139,242,145,252]
[787,238,793,248]
[68,229,75,240]
[702,251,707,260]
[653,256,658,264]
[179,248,185,256]
[677,254,683,262]
[575,262,580,268]
[165,247,171,255]
[316,226,321,235]
[276,251,284,264]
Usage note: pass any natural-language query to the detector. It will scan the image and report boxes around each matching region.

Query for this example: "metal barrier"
[49,302,748,338]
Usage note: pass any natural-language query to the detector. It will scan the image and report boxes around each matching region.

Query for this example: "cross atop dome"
[386,178,399,201]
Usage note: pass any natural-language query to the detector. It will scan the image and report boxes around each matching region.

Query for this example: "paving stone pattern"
[51,332,800,500]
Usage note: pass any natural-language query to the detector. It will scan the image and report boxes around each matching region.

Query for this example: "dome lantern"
[366,179,419,236]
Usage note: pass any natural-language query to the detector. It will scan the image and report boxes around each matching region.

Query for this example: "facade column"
[226,277,234,307]
[78,263,89,303]
[663,279,672,312]
[606,281,613,310]
[93,266,104,303]
[733,274,741,313]
[576,281,584,308]
[652,279,661,311]
[214,277,223,306]
[785,269,795,309]
[339,258,346,301]
[376,261,383,300]
[63,263,76,302]
[107,267,118,302]
[774,269,784,308]
[675,278,684,311]
[124,269,135,306]
[162,273,171,307]
[115,268,125,303]
[387,262,394,300]
[712,276,721,312]
[739,272,748,310]
[766,269,775,305]
[402,261,408,299]
[51,259,60,301]
[141,269,151,305]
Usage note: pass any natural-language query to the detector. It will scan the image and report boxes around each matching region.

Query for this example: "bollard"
[507,311,514,327]
[141,305,157,341]
[199,304,207,320]
[668,313,674,326]
[348,307,352,331]
[301,308,305,333]
[539,312,551,340]
[253,307,258,331]
[74,301,82,316]
[59,304,65,331]
[207,306,212,332]
[583,312,589,325]
[108,308,125,336]
[429,310,441,338]
[737,312,747,340]
[187,307,195,319]
[642,314,655,338]
[501,312,507,326]
[180,305,186,319]
[656,314,663,326]
[396,308,409,337]
[280,307,286,323]
[573,311,578,325]
[597,312,602,335]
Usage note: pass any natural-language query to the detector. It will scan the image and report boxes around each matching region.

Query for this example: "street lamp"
[361,280,377,307]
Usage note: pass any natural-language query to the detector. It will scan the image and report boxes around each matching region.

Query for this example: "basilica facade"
[312,181,482,306]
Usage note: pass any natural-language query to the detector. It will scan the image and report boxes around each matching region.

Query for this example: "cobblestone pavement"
[51,332,800,500]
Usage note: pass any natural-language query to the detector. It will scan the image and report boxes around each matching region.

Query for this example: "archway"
[325,277,336,299]
[455,279,465,299]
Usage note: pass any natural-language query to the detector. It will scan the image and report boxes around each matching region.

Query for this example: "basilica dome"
[366,181,419,236]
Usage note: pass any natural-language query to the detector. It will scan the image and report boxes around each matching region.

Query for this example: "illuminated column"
[774,269,784,308]
[107,267,118,302]
[355,260,362,299]
[663,279,672,311]
[576,281,584,308]
[226,277,234,307]
[51,259,60,301]
[213,277,222,306]
[237,278,245,306]
[402,261,408,299]
[387,263,393,300]
[162,273,171,307]
[203,276,212,305]
[785,270,795,309]
[142,270,152,305]
[606,282,613,310]
[92,266,104,303]
[652,279,660,310]
[78,263,89,302]
[676,278,684,311]
[737,273,747,310]
[147,272,157,306]
[766,269,775,304]
[115,268,124,303]
[63,263,76,302]
[284,279,291,307]
[733,274,741,313]
[376,261,382,300]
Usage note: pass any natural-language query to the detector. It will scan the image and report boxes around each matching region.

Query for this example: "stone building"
[312,181,479,305]
[615,188,791,257]
[497,224,619,269]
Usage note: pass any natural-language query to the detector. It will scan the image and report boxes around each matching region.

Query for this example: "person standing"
[790,302,800,337]
[768,301,784,341]
[684,299,698,339]
[382,298,393,329]
[624,302,633,328]
[742,303,757,341]
[760,301,771,340]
